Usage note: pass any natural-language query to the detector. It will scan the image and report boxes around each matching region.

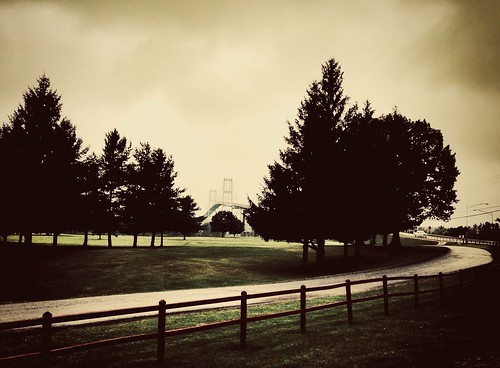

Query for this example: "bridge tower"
[221,178,233,210]
[208,190,217,211]
[203,178,250,232]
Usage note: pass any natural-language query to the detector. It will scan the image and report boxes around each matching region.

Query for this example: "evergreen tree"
[338,101,381,255]
[124,143,182,246]
[176,195,204,240]
[247,58,347,265]
[100,129,131,247]
[148,147,182,246]
[0,75,86,244]
[77,153,107,245]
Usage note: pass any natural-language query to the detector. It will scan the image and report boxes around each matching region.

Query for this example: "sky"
[0,0,499,229]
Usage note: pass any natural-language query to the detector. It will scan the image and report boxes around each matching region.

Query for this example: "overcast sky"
[1,0,499,229]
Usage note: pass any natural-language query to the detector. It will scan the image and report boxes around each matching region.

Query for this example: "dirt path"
[0,245,492,325]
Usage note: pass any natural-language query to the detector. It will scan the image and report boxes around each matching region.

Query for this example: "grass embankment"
[0,235,442,302]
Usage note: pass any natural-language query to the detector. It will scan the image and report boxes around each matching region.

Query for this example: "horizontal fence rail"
[0,267,488,367]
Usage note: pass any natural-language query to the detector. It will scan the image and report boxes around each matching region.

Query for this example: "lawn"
[0,235,443,302]
[1,235,498,367]
[1,262,499,368]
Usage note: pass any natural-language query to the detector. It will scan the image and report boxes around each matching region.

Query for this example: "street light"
[465,202,488,244]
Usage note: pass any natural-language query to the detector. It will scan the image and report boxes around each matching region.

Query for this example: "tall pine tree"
[100,129,131,247]
[247,58,347,265]
[0,75,86,244]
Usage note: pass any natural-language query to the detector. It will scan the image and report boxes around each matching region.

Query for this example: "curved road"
[0,245,493,325]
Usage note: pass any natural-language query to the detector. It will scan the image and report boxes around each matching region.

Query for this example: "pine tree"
[100,129,131,247]
[0,75,86,244]
[176,195,204,240]
[247,58,347,265]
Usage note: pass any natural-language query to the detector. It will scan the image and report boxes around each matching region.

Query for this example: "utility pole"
[466,202,488,244]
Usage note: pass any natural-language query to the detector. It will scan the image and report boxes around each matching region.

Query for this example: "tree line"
[246,58,460,265]
[0,76,204,246]
[0,58,460,254]
[433,220,500,243]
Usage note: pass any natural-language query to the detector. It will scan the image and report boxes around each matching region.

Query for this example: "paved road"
[0,245,492,325]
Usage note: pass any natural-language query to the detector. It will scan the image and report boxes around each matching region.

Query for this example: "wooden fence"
[0,268,480,367]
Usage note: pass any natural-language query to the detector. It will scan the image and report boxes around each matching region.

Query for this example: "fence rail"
[0,268,481,367]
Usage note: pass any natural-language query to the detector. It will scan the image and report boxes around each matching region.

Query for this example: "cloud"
[410,0,500,93]
[1,0,498,214]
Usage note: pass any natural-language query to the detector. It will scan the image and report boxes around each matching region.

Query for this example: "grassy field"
[1,236,499,367]
[1,264,499,368]
[0,235,443,302]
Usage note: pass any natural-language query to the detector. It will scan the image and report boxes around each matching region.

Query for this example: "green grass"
[1,266,499,368]
[0,235,443,302]
[1,237,498,367]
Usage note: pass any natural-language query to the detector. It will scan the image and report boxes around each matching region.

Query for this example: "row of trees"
[433,219,500,242]
[246,58,459,265]
[0,76,204,246]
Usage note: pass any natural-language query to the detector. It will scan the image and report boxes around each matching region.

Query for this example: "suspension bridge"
[202,178,250,226]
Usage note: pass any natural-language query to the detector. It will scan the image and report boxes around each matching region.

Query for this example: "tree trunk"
[343,241,349,258]
[389,231,402,247]
[133,233,138,248]
[150,232,156,247]
[160,231,164,247]
[354,238,362,258]
[183,233,186,241]
[52,233,58,246]
[302,240,309,267]
[107,231,112,248]
[371,234,377,246]
[382,233,388,247]
[18,234,23,243]
[24,233,32,245]
[82,230,88,246]
[316,239,325,265]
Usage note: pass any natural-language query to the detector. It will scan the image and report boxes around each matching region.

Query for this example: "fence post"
[240,291,247,350]
[42,311,52,368]
[413,274,419,309]
[439,272,444,301]
[346,280,353,324]
[300,285,306,334]
[157,299,166,367]
[383,275,389,316]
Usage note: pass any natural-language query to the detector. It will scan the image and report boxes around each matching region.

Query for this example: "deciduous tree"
[210,210,243,237]
[377,111,459,246]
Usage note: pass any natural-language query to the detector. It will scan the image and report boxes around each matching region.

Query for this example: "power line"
[450,209,500,220]
[461,174,500,194]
